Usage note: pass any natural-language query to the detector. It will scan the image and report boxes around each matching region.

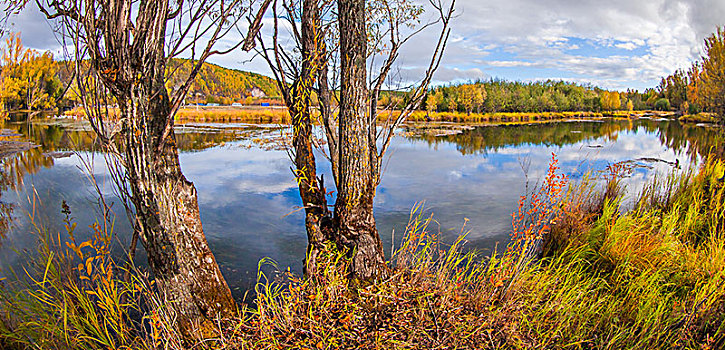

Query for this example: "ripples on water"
[0,118,720,298]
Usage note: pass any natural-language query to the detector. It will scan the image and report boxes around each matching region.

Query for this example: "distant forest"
[165,59,281,105]
[420,80,663,115]
[2,29,723,117]
[0,34,281,113]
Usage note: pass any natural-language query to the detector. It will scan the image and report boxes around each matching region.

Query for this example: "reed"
[1,156,723,349]
[175,107,291,124]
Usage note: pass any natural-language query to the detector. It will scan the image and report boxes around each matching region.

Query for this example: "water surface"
[0,118,719,298]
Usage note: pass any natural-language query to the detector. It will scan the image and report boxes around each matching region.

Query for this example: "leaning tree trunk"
[292,0,335,277]
[335,0,388,281]
[119,72,237,339]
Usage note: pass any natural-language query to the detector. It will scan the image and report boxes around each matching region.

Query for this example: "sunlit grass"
[64,106,675,125]
[680,112,719,124]
[1,156,723,349]
[175,107,292,124]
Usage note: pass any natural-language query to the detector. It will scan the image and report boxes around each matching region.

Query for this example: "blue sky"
[5,0,725,91]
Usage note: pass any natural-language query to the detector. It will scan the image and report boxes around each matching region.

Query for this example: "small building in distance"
[245,87,266,98]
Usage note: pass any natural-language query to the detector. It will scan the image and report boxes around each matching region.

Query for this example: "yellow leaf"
[85,257,94,275]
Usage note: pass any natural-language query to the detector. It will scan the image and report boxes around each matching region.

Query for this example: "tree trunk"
[37,0,274,340]
[120,69,236,339]
[291,0,333,277]
[318,54,338,185]
[335,0,388,281]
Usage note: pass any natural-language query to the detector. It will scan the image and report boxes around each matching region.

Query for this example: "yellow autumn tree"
[476,85,487,113]
[447,93,458,112]
[695,27,725,118]
[426,89,442,115]
[458,84,484,115]
[600,91,621,111]
[687,63,702,109]
[0,33,60,112]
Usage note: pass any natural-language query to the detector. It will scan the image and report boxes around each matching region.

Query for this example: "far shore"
[6,105,714,126]
[169,107,683,124]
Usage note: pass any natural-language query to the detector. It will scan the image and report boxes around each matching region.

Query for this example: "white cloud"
[485,61,538,68]
[5,0,725,90]
[615,42,639,50]
[397,0,725,89]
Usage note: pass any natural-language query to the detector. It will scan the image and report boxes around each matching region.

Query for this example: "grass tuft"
[1,156,724,349]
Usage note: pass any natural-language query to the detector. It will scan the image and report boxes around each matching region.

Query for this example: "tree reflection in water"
[0,129,56,244]
[407,119,725,162]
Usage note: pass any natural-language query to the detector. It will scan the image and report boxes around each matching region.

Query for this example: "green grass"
[1,157,724,349]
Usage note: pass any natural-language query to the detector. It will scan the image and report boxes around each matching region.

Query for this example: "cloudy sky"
[4,0,725,91]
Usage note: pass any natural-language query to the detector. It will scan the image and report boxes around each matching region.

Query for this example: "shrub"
[654,98,671,111]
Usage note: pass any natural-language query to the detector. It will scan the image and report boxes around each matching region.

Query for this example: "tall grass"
[238,157,724,349]
[175,107,292,124]
[0,200,187,349]
[1,156,723,349]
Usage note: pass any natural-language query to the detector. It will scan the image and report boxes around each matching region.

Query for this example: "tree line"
[654,26,725,117]
[421,79,668,115]
[0,35,282,115]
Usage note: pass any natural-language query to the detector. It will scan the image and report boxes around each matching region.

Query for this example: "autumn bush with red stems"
[1,155,724,349]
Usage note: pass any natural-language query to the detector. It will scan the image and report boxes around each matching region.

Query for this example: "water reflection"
[0,129,58,245]
[9,119,284,152]
[0,118,722,300]
[408,119,723,162]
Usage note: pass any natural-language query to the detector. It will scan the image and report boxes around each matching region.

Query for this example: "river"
[0,117,719,299]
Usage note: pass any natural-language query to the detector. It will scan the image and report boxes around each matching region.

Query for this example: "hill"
[165,59,281,105]
[47,59,282,108]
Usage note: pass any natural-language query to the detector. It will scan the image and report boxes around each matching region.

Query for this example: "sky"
[4,0,725,91]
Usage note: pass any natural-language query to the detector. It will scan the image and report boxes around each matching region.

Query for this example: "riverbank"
[0,153,722,348]
[174,108,678,124]
[62,105,681,125]
[405,110,676,123]
[679,112,720,124]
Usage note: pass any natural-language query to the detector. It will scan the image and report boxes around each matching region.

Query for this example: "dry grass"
[64,106,682,126]
[175,107,291,124]
[1,156,724,349]
[680,112,720,124]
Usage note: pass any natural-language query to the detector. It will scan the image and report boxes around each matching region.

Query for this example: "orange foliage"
[491,153,569,288]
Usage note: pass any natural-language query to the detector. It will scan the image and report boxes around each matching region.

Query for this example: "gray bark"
[335,0,388,281]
